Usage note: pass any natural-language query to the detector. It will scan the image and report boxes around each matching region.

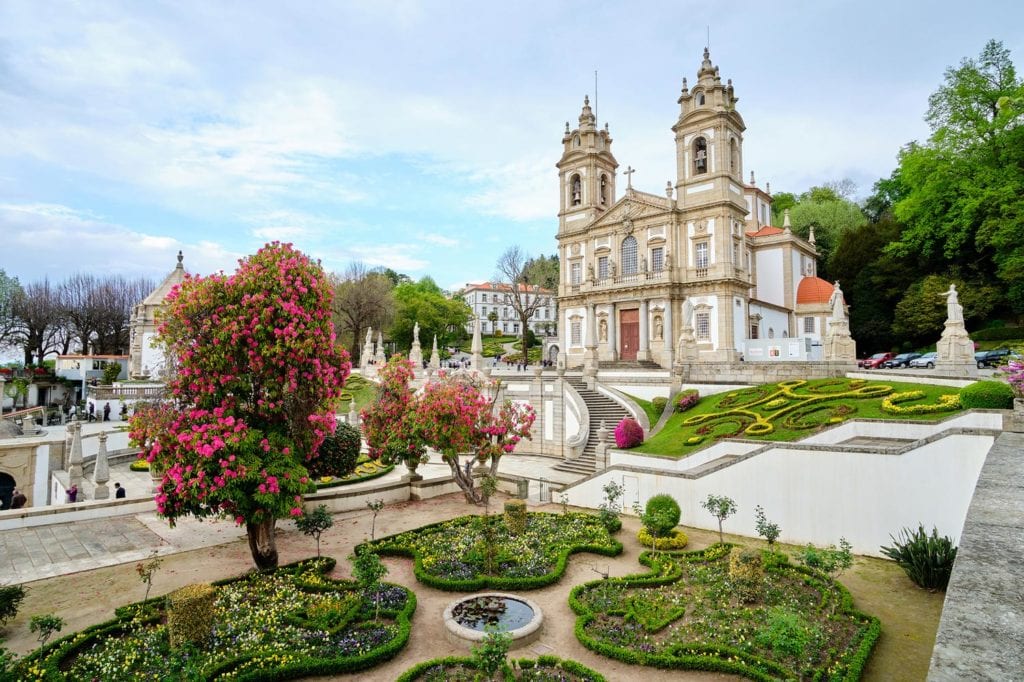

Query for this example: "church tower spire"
[556,95,618,234]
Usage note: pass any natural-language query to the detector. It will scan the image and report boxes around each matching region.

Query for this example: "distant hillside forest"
[773,40,1024,353]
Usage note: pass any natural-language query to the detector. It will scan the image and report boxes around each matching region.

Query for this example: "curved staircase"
[554,377,631,475]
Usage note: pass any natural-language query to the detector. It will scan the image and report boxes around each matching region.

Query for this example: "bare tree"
[12,279,66,364]
[331,262,394,363]
[495,246,545,364]
[92,275,154,354]
[59,273,102,354]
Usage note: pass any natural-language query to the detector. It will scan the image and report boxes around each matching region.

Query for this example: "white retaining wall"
[563,414,999,557]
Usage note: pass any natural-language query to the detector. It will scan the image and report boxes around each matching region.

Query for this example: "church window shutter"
[598,256,608,280]
[694,137,708,174]
[651,247,664,272]
[696,312,710,340]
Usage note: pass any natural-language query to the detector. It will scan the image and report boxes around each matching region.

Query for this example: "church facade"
[556,49,837,370]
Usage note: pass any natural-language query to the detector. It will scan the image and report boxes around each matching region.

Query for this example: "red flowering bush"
[360,355,427,467]
[676,389,700,412]
[129,243,350,569]
[614,417,644,448]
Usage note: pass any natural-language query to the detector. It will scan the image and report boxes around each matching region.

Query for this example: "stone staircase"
[554,377,631,475]
[597,359,663,371]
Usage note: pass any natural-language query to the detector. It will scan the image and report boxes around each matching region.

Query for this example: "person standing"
[11,489,27,509]
[114,482,126,499]
[67,484,78,503]
[103,402,111,421]
[87,402,95,422]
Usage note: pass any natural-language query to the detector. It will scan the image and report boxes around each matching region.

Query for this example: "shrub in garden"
[129,458,150,472]
[675,389,700,412]
[728,547,765,602]
[794,538,853,579]
[309,422,362,478]
[29,614,64,647]
[652,396,668,415]
[504,499,528,534]
[613,417,644,448]
[701,494,737,543]
[167,583,216,649]
[472,624,512,681]
[754,606,819,659]
[296,504,334,558]
[637,526,689,550]
[958,380,1014,410]
[754,505,781,546]
[880,524,957,590]
[597,480,624,532]
[642,494,681,537]
[0,584,26,627]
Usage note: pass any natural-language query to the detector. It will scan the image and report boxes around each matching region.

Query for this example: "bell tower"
[556,95,618,235]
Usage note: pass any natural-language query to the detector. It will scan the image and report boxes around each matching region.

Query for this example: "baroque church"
[556,49,839,370]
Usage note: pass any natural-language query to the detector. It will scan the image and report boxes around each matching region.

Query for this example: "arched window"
[621,236,638,275]
[696,91,705,106]
[599,174,608,204]
[693,137,708,175]
[571,174,582,206]
[573,134,581,147]
[730,138,739,174]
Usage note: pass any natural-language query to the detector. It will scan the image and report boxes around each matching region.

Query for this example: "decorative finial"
[624,165,635,190]
[565,121,570,133]
[808,224,816,245]
[766,181,771,194]
[604,122,609,132]
[177,250,183,266]
[783,208,792,229]
[681,77,689,92]
[703,46,710,60]
[666,181,674,199]
[749,170,756,186]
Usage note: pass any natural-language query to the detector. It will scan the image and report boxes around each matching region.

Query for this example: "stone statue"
[941,284,964,324]
[682,298,694,329]
[828,281,846,321]
[413,321,420,344]
[664,254,672,271]
[654,315,663,341]
[609,259,617,278]
[641,255,648,273]
[365,327,373,345]
[587,263,595,282]
[598,318,608,342]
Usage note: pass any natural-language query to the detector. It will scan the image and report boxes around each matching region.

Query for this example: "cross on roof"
[624,165,635,189]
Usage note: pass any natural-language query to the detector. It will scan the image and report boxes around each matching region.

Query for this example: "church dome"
[796,276,834,304]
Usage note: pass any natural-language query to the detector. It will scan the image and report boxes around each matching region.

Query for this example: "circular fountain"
[443,593,543,649]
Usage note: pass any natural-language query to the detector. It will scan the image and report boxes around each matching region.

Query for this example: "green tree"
[391,277,471,353]
[295,504,334,558]
[892,274,1001,344]
[522,253,560,291]
[0,269,23,351]
[350,549,388,621]
[331,262,394,365]
[701,494,737,544]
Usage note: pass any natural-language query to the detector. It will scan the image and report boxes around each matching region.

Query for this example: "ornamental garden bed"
[11,558,415,681]
[314,455,394,488]
[397,654,607,681]
[363,511,622,591]
[636,378,965,457]
[570,545,879,681]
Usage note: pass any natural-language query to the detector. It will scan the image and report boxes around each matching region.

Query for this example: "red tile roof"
[745,225,784,237]
[796,276,835,305]
[463,282,553,294]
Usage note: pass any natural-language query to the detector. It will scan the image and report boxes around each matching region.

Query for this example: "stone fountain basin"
[442,592,543,650]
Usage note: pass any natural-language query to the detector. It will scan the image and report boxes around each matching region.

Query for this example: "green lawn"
[634,378,965,458]
[340,373,377,413]
[459,335,517,357]
[621,391,662,427]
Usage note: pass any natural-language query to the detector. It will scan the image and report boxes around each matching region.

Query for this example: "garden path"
[2,494,943,682]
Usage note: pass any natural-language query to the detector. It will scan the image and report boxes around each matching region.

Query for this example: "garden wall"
[563,413,1000,557]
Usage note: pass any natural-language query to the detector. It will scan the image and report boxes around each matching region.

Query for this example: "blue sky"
[1,1,1021,291]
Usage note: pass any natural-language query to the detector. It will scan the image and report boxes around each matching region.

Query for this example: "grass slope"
[635,378,963,458]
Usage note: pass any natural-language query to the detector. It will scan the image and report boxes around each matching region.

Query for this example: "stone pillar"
[638,299,650,361]
[470,318,484,371]
[409,323,423,368]
[348,404,359,428]
[93,431,110,499]
[0,376,5,414]
[663,300,674,368]
[936,318,978,377]
[583,304,598,380]
[63,424,74,470]
[594,419,610,469]
[360,327,374,370]
[429,335,441,370]
[554,365,566,458]
[374,331,386,365]
[606,305,618,362]
[68,421,84,489]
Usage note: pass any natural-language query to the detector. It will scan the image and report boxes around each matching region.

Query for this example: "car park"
[975,348,1012,368]
[858,352,894,369]
[909,352,938,369]
[883,352,922,369]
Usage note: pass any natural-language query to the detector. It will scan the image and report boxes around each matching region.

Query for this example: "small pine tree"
[295,504,334,558]
[702,494,738,544]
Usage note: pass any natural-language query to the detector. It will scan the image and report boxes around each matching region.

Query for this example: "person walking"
[114,482,126,499]
[87,402,95,422]
[103,402,111,422]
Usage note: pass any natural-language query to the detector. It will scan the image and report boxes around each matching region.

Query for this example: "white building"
[461,282,557,336]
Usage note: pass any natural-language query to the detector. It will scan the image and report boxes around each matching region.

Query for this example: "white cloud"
[340,245,429,273]
[420,233,459,247]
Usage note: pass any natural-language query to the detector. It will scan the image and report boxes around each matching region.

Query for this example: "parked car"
[883,352,922,369]
[975,348,1012,368]
[858,352,894,369]
[909,352,938,369]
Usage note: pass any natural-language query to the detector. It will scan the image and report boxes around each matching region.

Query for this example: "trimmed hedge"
[970,327,1024,341]
[363,513,622,592]
[567,545,880,681]
[637,526,689,550]
[308,422,362,478]
[643,494,681,537]
[675,389,700,412]
[959,380,1015,410]
[12,556,416,682]
[396,655,607,681]
[167,582,215,649]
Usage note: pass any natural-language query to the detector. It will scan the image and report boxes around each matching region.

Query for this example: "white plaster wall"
[564,394,580,440]
[565,427,994,556]
[755,248,784,307]
[608,385,669,401]
[543,400,554,440]
[732,296,746,348]
[140,332,164,377]
[790,251,803,308]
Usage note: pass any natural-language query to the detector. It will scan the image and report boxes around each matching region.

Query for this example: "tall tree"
[130,243,350,569]
[391,277,471,354]
[496,246,546,362]
[59,273,102,354]
[0,269,22,351]
[12,279,66,364]
[331,262,394,363]
[522,253,560,291]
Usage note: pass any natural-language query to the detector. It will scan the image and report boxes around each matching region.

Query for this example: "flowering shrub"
[360,356,426,467]
[396,655,607,681]
[675,389,700,412]
[613,417,644,448]
[1001,357,1024,398]
[881,391,960,414]
[129,243,351,569]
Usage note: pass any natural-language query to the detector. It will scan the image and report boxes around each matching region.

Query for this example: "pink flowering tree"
[1001,357,1024,399]
[129,243,350,569]
[411,373,536,504]
[360,355,428,469]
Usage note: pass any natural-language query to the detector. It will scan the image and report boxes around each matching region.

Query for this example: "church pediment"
[585,192,671,231]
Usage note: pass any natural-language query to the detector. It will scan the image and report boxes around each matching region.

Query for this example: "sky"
[1,1,1022,292]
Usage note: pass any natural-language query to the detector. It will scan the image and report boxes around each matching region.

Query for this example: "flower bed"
[12,558,415,681]
[397,655,606,681]
[637,378,965,457]
[569,546,879,680]
[364,512,622,591]
[314,456,394,489]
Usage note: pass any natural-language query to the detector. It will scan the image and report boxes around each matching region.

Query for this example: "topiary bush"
[675,389,700,412]
[310,422,362,478]
[167,583,215,649]
[880,524,957,590]
[613,417,644,448]
[958,380,1014,410]
[637,526,688,550]
[652,396,668,415]
[642,494,681,537]
[129,458,150,472]
[504,499,528,535]
[728,546,765,603]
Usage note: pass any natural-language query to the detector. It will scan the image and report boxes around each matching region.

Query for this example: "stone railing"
[89,385,166,400]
